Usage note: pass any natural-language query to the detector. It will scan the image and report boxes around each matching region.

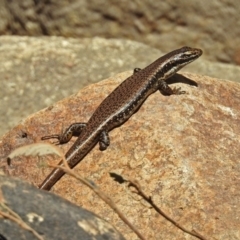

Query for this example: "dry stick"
[50,164,146,240]
[0,202,44,240]
[127,179,208,240]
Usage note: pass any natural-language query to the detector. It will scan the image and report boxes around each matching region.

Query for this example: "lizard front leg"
[158,80,186,96]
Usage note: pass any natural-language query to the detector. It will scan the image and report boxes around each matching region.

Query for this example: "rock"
[1,1,240,64]
[1,72,240,239]
[0,174,125,240]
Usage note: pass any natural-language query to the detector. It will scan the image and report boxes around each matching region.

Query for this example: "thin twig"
[127,178,208,240]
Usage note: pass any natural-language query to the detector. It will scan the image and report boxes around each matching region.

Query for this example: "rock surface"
[0,174,125,240]
[1,71,240,239]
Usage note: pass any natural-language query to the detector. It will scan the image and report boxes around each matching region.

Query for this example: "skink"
[39,46,202,190]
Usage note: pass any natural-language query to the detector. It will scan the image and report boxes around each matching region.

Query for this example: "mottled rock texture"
[1,72,240,239]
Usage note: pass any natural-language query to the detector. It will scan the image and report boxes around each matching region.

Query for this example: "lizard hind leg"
[99,131,110,151]
[41,123,87,144]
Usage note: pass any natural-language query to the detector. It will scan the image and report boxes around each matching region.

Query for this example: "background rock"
[1,0,240,64]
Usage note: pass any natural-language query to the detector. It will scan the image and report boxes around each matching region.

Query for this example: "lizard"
[39,46,202,190]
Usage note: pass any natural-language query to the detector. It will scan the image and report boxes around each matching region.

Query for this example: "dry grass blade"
[50,164,146,240]
[3,143,67,239]
[0,201,44,240]
[7,143,65,164]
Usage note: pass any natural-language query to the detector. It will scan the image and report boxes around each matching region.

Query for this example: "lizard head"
[161,46,203,79]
